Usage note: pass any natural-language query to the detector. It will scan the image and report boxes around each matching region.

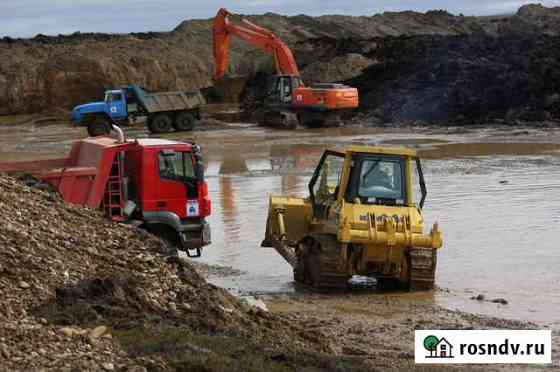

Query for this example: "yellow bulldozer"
[261,146,443,290]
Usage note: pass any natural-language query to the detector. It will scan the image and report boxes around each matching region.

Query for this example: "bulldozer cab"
[308,147,427,220]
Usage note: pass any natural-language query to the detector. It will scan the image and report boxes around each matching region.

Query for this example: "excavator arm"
[213,8,300,80]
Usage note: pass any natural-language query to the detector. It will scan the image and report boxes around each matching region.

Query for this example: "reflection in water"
[219,176,239,243]
[281,174,299,195]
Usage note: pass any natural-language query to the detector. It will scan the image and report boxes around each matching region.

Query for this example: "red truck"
[0,127,211,257]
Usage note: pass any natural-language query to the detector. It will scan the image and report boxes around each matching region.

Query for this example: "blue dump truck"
[72,85,206,136]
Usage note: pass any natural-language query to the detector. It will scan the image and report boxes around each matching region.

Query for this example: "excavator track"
[295,234,351,289]
[409,248,438,290]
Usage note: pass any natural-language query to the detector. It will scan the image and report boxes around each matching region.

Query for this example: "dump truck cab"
[104,89,128,121]
[72,89,128,128]
[262,146,442,290]
[125,139,211,254]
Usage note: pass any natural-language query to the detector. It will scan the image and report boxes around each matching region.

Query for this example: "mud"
[265,292,560,371]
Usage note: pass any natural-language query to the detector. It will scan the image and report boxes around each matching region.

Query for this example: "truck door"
[106,91,127,121]
[157,150,198,218]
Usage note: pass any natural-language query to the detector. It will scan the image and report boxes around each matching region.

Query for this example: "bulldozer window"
[355,158,405,205]
[159,152,195,182]
[311,154,344,203]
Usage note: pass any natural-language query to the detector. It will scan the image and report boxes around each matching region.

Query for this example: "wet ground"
[1,118,559,330]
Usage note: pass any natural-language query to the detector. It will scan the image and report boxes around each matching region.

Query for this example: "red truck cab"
[124,139,211,256]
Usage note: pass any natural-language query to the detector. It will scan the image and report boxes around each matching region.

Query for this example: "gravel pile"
[0,175,318,371]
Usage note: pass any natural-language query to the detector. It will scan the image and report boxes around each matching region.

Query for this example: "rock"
[242,297,269,312]
[101,362,115,371]
[492,298,508,305]
[58,327,78,337]
[168,302,177,312]
[342,346,368,355]
[472,294,485,301]
[19,281,30,289]
[184,343,211,354]
[88,326,108,340]
[127,367,148,372]
[219,305,234,314]
[0,343,10,359]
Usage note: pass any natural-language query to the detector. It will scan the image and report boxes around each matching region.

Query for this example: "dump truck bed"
[130,86,205,113]
[0,137,129,209]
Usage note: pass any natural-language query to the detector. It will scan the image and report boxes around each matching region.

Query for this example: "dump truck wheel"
[148,113,173,133]
[298,235,350,289]
[86,118,111,137]
[173,112,197,131]
[409,248,438,291]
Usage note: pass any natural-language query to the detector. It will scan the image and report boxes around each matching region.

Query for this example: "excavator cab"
[262,146,442,291]
[265,75,303,105]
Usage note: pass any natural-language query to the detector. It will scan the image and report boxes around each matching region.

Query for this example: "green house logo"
[424,335,454,358]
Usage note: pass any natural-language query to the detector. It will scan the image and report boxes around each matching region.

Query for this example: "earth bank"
[1,4,560,125]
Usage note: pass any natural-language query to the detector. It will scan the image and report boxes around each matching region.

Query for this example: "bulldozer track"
[409,248,437,291]
[295,234,350,289]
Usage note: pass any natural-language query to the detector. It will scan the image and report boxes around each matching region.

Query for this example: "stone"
[58,327,77,337]
[128,366,148,372]
[491,298,508,305]
[242,297,268,312]
[19,281,30,289]
[88,326,108,340]
[101,363,115,371]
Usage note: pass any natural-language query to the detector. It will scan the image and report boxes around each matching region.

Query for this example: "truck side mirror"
[193,145,204,181]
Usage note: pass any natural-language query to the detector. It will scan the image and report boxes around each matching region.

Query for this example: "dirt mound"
[0,175,326,371]
[345,33,560,125]
[2,4,559,118]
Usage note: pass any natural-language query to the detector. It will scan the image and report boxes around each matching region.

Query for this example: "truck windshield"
[159,151,195,182]
[105,92,123,103]
[356,158,405,205]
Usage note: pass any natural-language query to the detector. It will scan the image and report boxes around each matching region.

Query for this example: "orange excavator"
[213,8,359,128]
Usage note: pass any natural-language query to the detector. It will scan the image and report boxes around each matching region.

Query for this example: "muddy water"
[196,125,560,328]
[1,121,560,326]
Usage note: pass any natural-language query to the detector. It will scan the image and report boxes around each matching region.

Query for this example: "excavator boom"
[213,8,300,80]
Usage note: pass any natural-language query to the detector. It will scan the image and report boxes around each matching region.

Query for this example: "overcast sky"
[2,0,560,38]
